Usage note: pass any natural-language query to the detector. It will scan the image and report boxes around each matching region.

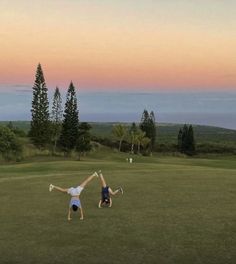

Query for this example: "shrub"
[0,126,23,161]
[197,143,236,154]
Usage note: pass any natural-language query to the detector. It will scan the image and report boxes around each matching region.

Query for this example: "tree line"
[29,64,159,157]
[178,124,196,155]
[112,109,157,155]
[29,63,91,159]
[0,63,199,161]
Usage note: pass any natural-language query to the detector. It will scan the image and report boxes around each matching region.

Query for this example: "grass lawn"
[0,153,236,264]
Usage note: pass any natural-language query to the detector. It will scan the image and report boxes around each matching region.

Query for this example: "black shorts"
[101,186,110,204]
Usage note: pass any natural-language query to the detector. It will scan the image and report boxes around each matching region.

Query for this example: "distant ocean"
[0,89,235,130]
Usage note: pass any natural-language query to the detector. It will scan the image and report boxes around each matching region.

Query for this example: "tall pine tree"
[29,63,50,148]
[51,87,63,153]
[59,82,79,153]
[178,124,196,155]
[140,110,150,134]
[149,111,157,151]
[181,124,189,153]
[140,109,157,153]
[177,128,183,151]
[187,125,196,155]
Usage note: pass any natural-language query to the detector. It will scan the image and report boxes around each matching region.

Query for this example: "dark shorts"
[101,186,110,204]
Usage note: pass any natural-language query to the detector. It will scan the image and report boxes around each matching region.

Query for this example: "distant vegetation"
[0,121,236,163]
[91,123,236,155]
[177,124,195,155]
[0,63,235,162]
[1,121,235,145]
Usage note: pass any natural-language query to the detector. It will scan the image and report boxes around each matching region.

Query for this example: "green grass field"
[0,151,236,264]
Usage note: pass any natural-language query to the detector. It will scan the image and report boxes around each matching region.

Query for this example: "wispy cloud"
[0,84,32,93]
[15,89,32,93]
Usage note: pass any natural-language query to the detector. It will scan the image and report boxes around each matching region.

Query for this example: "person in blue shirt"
[98,170,123,208]
[49,172,98,220]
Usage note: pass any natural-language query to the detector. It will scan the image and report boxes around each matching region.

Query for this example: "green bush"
[197,143,236,154]
[0,126,23,161]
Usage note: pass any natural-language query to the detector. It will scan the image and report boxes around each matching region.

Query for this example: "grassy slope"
[91,122,236,145]
[0,151,236,264]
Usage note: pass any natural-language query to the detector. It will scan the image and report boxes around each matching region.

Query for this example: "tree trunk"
[137,142,140,154]
[131,143,134,154]
[119,139,122,152]
[53,140,57,154]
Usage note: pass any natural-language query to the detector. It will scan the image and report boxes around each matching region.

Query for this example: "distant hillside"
[0,121,30,133]
[1,121,235,145]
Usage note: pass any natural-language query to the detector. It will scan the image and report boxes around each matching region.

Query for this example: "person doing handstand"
[98,170,123,208]
[49,172,98,221]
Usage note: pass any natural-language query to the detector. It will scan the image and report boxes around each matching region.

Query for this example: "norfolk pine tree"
[59,82,79,154]
[149,111,157,152]
[29,63,50,148]
[51,87,63,153]
[140,110,149,134]
[187,125,196,155]
[177,128,183,151]
[181,124,189,153]
[178,124,196,155]
[140,109,157,153]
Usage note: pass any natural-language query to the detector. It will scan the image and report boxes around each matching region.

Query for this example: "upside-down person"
[49,172,98,221]
[98,170,123,208]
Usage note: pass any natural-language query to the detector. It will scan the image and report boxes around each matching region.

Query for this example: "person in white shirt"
[49,172,98,221]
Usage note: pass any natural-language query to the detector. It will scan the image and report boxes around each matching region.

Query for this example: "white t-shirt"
[67,186,84,196]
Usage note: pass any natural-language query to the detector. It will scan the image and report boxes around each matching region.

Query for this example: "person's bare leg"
[53,185,68,193]
[98,170,107,188]
[79,172,98,188]
[108,187,119,195]
[79,207,84,220]
[98,200,102,208]
[109,198,113,207]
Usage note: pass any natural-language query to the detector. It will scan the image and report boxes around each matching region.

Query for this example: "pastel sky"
[0,0,235,91]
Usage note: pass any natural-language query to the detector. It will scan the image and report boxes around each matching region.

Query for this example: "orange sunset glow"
[0,0,235,91]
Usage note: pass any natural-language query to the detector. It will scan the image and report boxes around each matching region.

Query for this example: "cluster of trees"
[0,63,202,161]
[112,110,157,155]
[177,124,196,155]
[29,64,91,158]
[0,125,23,161]
[0,64,158,161]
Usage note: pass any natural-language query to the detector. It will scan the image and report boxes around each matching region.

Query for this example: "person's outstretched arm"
[80,207,84,220]
[109,198,112,208]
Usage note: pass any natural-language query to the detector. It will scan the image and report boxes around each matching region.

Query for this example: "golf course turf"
[0,154,236,264]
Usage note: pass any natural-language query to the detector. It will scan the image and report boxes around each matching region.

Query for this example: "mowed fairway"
[0,155,236,264]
